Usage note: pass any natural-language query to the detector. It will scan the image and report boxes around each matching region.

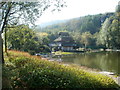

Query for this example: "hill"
[38,12,114,34]
[39,19,69,28]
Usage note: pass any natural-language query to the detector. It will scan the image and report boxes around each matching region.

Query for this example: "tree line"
[0,1,66,63]
[5,5,120,56]
[1,3,120,61]
[36,5,120,50]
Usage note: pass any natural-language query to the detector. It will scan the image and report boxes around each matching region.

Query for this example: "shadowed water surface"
[53,51,120,75]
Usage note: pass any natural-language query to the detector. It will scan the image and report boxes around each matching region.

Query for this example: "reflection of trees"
[98,52,119,74]
[61,52,120,74]
[73,53,102,69]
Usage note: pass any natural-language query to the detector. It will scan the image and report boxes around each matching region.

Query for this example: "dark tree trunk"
[0,3,12,64]
[4,28,7,53]
[0,32,4,64]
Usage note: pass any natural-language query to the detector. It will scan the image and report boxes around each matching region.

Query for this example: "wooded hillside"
[38,13,114,34]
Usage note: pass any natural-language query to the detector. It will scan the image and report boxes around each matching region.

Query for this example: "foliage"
[6,25,51,54]
[0,0,66,63]
[39,13,113,34]
[80,32,93,48]
[97,7,120,49]
[36,7,120,49]
[6,25,41,54]
[37,32,50,45]
[35,13,114,49]
[3,50,119,88]
[0,1,66,28]
[116,5,120,13]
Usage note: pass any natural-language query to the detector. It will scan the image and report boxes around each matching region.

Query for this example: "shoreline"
[63,62,120,85]
[41,56,120,85]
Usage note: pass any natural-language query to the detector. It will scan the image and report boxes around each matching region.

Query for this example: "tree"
[6,25,40,54]
[115,5,120,15]
[0,1,66,63]
[80,32,93,49]
[109,19,120,49]
[97,18,111,48]
[97,4,120,49]
[72,32,82,47]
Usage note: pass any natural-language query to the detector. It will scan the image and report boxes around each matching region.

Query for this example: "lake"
[53,51,120,75]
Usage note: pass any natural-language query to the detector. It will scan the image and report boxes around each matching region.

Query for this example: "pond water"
[53,51,120,75]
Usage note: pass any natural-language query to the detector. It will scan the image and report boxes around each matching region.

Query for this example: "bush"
[3,50,120,89]
[39,45,51,53]
[28,50,36,55]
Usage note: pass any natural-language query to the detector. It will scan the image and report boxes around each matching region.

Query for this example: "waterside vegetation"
[3,50,120,89]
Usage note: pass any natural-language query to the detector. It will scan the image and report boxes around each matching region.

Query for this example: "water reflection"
[53,52,120,75]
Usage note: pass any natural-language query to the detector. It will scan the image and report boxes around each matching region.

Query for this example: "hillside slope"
[3,50,119,89]
[39,13,114,34]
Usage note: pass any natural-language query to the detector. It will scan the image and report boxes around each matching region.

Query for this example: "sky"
[35,0,119,25]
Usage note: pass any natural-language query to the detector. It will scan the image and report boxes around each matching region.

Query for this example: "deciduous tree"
[0,1,66,63]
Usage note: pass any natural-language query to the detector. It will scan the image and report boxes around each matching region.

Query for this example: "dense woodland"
[1,1,120,89]
[6,5,120,54]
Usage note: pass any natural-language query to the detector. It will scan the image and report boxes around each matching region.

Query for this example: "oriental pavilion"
[49,32,78,52]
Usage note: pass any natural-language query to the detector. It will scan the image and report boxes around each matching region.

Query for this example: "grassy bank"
[52,51,75,55]
[3,50,120,89]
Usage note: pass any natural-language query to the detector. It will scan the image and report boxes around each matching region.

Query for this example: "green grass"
[3,50,120,89]
[52,51,75,55]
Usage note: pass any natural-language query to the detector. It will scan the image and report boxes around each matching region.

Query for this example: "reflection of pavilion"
[49,32,78,52]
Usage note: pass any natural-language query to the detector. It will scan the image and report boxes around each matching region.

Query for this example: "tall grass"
[3,50,120,89]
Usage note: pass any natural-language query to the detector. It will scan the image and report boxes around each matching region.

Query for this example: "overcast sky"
[35,0,119,25]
